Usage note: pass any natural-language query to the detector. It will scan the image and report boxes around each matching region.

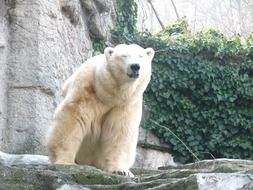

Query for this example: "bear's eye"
[138,54,143,58]
[121,54,128,58]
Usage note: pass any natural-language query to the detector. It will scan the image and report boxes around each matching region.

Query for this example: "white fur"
[47,44,154,177]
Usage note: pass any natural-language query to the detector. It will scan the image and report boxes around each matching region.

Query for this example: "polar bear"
[47,44,155,177]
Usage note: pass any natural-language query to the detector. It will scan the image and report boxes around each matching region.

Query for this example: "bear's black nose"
[130,64,140,72]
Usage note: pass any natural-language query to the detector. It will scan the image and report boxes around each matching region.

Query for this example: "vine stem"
[150,119,200,162]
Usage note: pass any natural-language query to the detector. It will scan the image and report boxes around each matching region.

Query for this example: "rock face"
[0,0,175,170]
[0,0,9,151]
[0,151,48,166]
[135,127,176,168]
[0,152,253,190]
[0,0,113,154]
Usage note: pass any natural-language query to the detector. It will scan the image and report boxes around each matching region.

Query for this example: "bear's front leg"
[47,101,86,164]
[96,100,142,177]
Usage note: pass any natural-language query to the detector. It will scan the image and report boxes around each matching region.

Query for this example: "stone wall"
[0,0,113,154]
[135,127,176,168]
[0,0,175,169]
[0,0,9,152]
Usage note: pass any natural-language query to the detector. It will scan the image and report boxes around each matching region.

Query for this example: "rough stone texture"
[0,151,131,190]
[0,0,175,170]
[0,153,253,190]
[0,0,113,154]
[135,127,176,168]
[196,173,252,190]
[0,151,48,166]
[0,0,8,150]
[80,0,113,39]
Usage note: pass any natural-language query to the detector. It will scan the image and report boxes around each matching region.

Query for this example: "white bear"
[47,44,155,177]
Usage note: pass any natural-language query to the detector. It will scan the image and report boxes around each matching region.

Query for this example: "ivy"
[91,34,106,54]
[114,0,137,34]
[93,0,253,163]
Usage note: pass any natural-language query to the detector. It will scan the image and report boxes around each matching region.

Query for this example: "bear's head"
[104,44,155,83]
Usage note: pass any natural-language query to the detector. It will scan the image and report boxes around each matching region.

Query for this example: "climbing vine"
[93,0,253,163]
[114,0,137,34]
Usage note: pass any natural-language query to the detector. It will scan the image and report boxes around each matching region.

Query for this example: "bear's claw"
[113,170,134,177]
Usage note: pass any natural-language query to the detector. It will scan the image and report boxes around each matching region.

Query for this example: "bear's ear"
[104,47,114,60]
[145,48,155,60]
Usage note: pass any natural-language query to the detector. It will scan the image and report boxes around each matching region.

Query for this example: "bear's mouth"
[127,72,139,79]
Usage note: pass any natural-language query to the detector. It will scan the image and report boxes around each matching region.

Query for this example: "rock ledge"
[0,152,252,190]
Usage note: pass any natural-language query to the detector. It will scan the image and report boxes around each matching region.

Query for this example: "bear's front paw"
[113,169,134,177]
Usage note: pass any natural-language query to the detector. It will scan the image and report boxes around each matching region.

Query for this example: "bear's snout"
[128,64,140,79]
[130,64,140,72]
